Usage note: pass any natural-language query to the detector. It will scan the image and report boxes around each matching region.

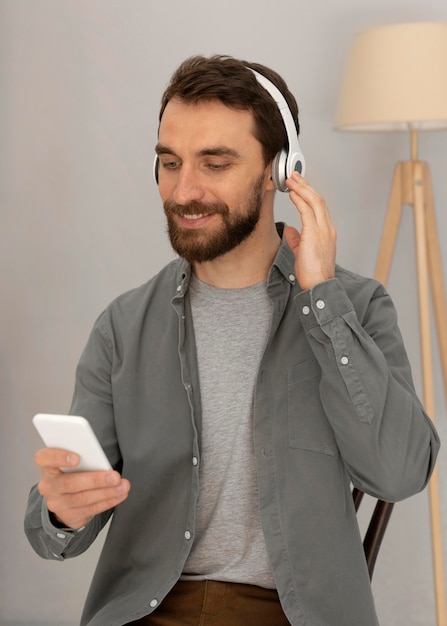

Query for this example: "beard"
[163,175,265,264]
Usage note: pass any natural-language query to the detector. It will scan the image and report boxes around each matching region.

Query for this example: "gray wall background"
[1,1,447,624]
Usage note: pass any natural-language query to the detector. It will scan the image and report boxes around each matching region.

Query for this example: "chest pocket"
[287,358,338,456]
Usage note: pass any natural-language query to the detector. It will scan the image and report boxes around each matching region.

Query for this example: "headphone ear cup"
[153,155,160,185]
[289,151,305,178]
[271,150,288,192]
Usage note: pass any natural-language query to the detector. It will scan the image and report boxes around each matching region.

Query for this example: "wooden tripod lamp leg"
[374,163,405,284]
[423,164,447,401]
[375,160,447,626]
[413,162,447,626]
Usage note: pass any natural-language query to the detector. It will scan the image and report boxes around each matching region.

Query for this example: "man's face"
[156,99,274,264]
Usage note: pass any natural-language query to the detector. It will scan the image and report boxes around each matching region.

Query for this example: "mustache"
[164,200,229,217]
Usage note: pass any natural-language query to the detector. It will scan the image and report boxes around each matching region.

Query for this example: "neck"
[192,218,281,289]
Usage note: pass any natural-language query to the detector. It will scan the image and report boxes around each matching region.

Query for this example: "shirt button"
[316,299,325,309]
[176,285,182,292]
[302,305,310,315]
[150,599,158,608]
[341,356,349,365]
[56,533,66,539]
[288,273,296,282]
[184,530,192,540]
[192,456,198,466]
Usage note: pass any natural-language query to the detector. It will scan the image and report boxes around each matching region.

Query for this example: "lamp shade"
[334,22,447,132]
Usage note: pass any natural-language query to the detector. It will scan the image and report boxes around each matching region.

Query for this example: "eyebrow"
[155,144,241,159]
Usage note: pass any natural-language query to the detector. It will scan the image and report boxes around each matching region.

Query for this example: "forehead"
[158,98,260,154]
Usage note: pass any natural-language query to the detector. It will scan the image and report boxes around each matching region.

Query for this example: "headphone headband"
[250,69,305,191]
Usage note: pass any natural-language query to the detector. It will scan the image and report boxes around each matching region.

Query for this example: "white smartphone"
[33,413,112,472]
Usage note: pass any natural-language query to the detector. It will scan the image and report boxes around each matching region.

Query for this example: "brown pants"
[127,580,291,625]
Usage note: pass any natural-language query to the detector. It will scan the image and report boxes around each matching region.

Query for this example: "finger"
[283,225,301,253]
[286,174,332,225]
[66,488,129,522]
[46,481,131,529]
[286,172,317,203]
[286,171,318,197]
[35,448,80,474]
[38,469,123,497]
[45,479,130,510]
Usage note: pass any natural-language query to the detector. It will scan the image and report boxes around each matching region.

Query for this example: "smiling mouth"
[181,213,209,220]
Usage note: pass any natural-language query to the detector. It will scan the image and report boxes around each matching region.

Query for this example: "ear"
[265,176,276,192]
[264,163,276,192]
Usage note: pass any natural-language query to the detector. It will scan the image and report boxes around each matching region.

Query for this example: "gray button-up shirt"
[25,229,439,626]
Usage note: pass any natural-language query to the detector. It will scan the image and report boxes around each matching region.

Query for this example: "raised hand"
[284,172,336,291]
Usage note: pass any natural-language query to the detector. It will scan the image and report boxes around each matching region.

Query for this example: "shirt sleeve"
[295,276,440,502]
[24,310,118,560]
[24,483,112,560]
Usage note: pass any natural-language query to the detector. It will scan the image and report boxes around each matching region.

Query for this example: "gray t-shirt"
[182,274,275,589]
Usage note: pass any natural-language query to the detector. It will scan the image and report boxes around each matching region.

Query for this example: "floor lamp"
[335,22,447,626]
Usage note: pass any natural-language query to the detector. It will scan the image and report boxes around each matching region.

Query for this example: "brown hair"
[159,55,300,166]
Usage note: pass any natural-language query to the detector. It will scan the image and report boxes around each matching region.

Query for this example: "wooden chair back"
[352,488,394,579]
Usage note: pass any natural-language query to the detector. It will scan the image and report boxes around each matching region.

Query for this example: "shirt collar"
[270,222,297,286]
[173,222,297,296]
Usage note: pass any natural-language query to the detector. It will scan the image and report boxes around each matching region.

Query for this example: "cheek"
[227,182,259,209]
[157,180,176,207]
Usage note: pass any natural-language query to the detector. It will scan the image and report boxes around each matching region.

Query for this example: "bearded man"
[25,55,439,626]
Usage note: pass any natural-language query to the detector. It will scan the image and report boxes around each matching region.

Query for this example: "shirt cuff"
[294,278,355,331]
[41,503,85,560]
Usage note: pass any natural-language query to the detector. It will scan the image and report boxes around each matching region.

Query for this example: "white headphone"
[250,69,305,192]
[153,68,305,192]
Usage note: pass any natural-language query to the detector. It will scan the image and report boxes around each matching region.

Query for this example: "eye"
[161,159,180,170]
[206,162,231,171]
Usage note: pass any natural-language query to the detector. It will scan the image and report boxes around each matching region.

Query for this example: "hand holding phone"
[33,413,130,529]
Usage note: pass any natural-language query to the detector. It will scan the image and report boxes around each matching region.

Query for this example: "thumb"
[284,225,301,253]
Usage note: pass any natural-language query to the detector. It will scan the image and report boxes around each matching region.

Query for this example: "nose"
[171,165,205,206]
